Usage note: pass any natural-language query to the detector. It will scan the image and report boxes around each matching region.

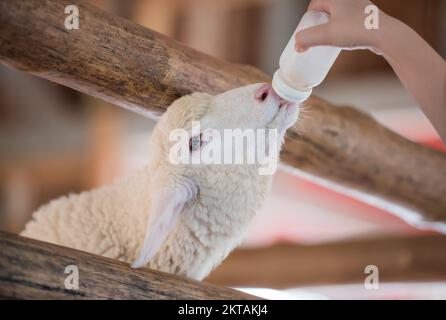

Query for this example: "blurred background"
[0,0,445,299]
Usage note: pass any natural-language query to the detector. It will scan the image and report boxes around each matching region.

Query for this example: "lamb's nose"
[255,84,280,103]
[255,84,271,102]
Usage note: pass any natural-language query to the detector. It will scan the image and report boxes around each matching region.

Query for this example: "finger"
[308,0,332,13]
[295,23,333,51]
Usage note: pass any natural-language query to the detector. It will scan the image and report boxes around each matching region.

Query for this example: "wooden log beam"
[1,0,446,226]
[206,235,446,289]
[0,231,256,299]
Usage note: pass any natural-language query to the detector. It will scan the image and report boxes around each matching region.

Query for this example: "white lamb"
[21,83,299,280]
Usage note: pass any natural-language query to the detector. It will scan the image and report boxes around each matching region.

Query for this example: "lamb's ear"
[131,181,196,268]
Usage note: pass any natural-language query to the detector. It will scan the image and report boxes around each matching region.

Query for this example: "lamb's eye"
[189,133,202,152]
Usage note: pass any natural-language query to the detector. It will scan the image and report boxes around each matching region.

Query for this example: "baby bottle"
[272,10,341,103]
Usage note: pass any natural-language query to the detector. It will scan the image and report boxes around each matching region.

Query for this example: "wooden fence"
[1,0,445,299]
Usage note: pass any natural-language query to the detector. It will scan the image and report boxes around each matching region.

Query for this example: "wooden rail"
[0,231,257,299]
[0,2,445,224]
[206,235,446,288]
[2,231,446,299]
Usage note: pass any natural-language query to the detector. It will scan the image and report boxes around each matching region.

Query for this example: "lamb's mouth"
[267,101,298,129]
[279,100,295,110]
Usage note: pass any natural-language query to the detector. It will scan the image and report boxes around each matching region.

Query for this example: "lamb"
[21,83,299,280]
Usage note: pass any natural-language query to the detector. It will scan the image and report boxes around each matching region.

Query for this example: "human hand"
[295,0,446,143]
[295,0,387,54]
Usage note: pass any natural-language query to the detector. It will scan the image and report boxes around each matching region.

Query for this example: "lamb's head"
[149,83,299,168]
[132,83,299,269]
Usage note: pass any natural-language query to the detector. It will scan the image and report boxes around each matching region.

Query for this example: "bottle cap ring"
[272,71,312,103]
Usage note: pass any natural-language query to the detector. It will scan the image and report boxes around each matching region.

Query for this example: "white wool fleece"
[21,83,299,280]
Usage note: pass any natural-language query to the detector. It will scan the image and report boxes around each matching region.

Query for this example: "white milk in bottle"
[272,10,341,103]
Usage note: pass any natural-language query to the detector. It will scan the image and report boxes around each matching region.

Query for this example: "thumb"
[295,23,333,51]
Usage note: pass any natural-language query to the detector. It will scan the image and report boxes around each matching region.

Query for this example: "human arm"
[295,0,446,143]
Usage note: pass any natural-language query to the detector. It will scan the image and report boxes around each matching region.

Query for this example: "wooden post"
[0,231,257,299]
[1,0,445,226]
[206,235,446,288]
